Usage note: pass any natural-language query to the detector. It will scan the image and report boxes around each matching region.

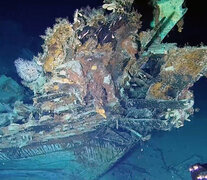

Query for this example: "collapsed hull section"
[0,126,137,180]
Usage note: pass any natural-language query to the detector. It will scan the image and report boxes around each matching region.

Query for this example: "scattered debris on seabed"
[0,0,207,179]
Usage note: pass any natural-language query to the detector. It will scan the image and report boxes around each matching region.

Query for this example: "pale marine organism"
[14,58,42,82]
[102,3,119,12]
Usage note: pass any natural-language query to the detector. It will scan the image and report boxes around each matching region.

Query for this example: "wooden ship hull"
[0,126,137,180]
[1,0,207,179]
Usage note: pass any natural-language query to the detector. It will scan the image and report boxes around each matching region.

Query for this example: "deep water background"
[0,0,207,179]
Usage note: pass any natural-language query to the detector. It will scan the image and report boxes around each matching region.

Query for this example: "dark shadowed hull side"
[0,126,137,180]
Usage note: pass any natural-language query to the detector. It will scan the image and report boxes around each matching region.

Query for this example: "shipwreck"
[0,0,207,179]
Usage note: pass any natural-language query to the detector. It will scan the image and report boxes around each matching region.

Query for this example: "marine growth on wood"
[0,0,206,179]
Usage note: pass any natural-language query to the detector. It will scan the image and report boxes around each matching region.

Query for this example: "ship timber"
[0,0,207,179]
